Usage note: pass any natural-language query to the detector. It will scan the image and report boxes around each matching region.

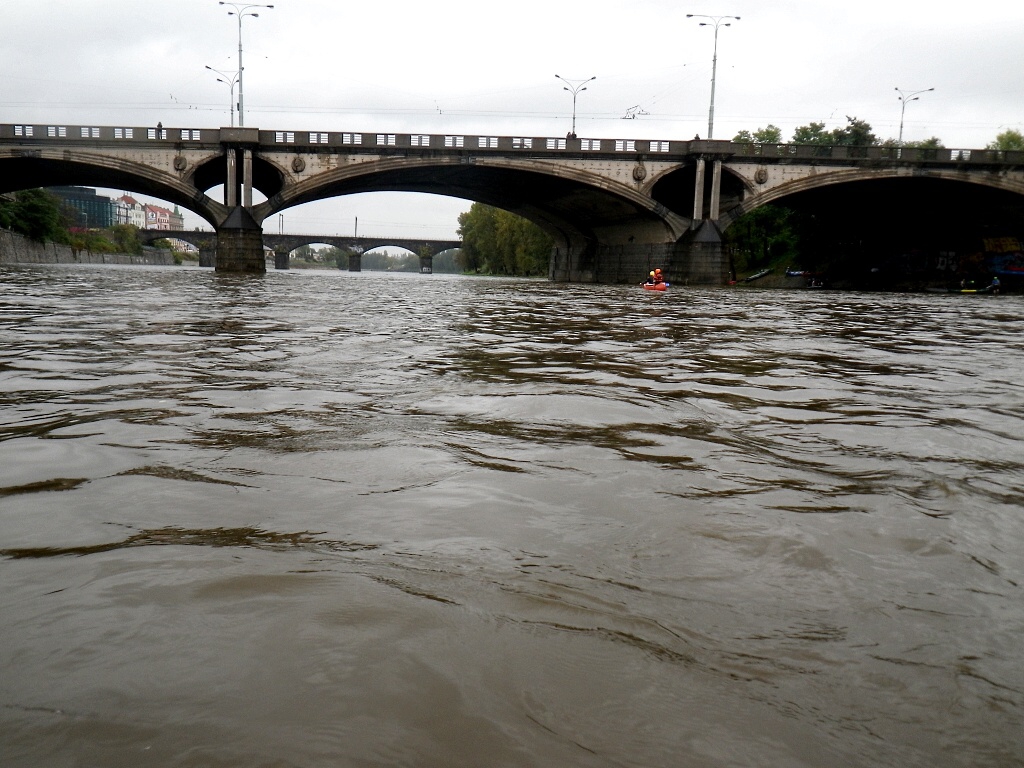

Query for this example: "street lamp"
[687,14,740,139]
[205,64,240,126]
[895,86,934,145]
[219,2,274,127]
[555,74,595,138]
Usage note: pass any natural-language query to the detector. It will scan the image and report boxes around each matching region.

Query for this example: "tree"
[106,224,143,254]
[456,204,553,276]
[733,125,783,144]
[834,116,878,147]
[987,129,1024,151]
[791,117,879,147]
[791,121,831,145]
[725,204,800,274]
[883,136,944,149]
[0,189,68,242]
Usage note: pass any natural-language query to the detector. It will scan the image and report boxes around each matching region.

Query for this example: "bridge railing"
[731,142,1024,165]
[4,123,1022,166]
[2,123,218,146]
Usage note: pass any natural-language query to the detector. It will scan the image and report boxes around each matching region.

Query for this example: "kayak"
[642,282,668,291]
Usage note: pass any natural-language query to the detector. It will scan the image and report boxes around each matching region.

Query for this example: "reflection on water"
[1,264,1023,767]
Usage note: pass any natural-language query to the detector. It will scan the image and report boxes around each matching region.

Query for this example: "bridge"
[137,229,461,271]
[3,122,1024,284]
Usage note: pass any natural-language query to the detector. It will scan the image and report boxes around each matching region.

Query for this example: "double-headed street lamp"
[895,86,934,145]
[687,14,740,139]
[205,64,240,126]
[219,2,274,127]
[555,74,595,138]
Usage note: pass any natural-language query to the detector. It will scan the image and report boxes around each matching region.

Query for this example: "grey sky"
[3,0,1021,238]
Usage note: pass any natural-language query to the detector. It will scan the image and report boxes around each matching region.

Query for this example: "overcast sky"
[3,0,1022,239]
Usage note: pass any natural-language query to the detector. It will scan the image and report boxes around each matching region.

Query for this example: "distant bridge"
[3,122,1023,284]
[137,229,460,271]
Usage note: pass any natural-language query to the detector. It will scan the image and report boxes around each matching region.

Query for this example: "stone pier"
[215,207,266,273]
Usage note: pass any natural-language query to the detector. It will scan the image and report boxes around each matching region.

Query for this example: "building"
[49,186,115,230]
[143,203,184,231]
[115,195,147,229]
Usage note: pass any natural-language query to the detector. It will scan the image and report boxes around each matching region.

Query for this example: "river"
[1,264,1022,767]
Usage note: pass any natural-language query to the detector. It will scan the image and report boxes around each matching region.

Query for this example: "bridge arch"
[719,166,1024,232]
[647,161,752,220]
[0,148,227,227]
[251,156,691,254]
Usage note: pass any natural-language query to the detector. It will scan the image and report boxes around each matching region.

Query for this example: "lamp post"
[895,86,934,145]
[555,74,595,138]
[219,2,274,127]
[205,65,240,126]
[687,14,740,139]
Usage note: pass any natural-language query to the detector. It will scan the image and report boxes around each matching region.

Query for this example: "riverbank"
[0,228,174,267]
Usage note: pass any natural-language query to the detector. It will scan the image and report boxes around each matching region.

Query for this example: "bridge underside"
[0,155,223,226]
[254,161,703,284]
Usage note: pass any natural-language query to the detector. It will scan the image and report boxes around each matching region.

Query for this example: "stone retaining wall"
[0,229,175,266]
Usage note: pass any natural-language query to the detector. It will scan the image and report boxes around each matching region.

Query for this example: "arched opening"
[722,176,1024,289]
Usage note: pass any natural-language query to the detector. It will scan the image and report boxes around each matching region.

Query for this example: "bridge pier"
[215,206,266,273]
[419,254,433,274]
[681,221,730,285]
[198,247,216,268]
[348,253,361,272]
[552,230,728,286]
[274,251,289,270]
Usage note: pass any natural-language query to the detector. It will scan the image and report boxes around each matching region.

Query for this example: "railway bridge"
[3,122,1023,284]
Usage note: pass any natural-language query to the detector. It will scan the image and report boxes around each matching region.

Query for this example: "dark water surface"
[1,265,1022,767]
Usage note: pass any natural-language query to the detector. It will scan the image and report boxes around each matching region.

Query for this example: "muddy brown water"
[1,264,1022,767]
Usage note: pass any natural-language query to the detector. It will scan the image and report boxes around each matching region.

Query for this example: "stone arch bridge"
[3,122,1023,284]
[137,229,460,271]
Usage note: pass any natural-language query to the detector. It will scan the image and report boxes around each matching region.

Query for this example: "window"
[309,132,329,144]
[546,138,566,150]
[181,129,201,141]
[147,128,168,140]
[342,133,362,145]
[376,134,396,146]
[15,125,33,137]
[80,127,100,138]
[512,137,533,149]
[649,141,670,153]
[615,140,636,152]
[47,126,67,138]
[444,135,465,148]
[477,137,498,148]
[114,128,134,139]
[580,139,601,151]
[411,135,431,147]
[275,132,295,143]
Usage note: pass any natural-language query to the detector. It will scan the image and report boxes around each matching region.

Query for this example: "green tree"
[987,129,1024,151]
[791,117,879,147]
[791,121,831,145]
[833,116,878,147]
[725,204,800,274]
[733,125,783,144]
[456,204,553,276]
[0,189,68,242]
[883,136,944,149]
[106,224,144,254]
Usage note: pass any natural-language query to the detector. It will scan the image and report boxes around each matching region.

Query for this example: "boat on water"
[743,268,771,282]
[926,284,995,295]
[642,282,669,291]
